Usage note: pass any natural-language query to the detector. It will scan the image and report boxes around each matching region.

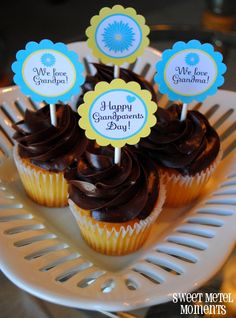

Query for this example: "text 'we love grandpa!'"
[32,67,69,86]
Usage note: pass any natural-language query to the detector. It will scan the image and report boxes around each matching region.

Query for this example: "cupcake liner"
[160,150,223,207]
[68,179,166,256]
[13,145,68,207]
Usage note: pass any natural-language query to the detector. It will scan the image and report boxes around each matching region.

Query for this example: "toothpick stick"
[114,64,120,79]
[114,64,121,165]
[50,104,57,126]
[180,103,188,121]
[114,147,121,165]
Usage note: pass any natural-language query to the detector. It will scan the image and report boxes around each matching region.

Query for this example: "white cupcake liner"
[13,145,68,207]
[68,177,166,255]
[160,149,223,206]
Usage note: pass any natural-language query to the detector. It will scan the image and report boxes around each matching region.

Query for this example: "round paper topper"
[86,5,150,65]
[78,79,157,147]
[155,40,227,103]
[12,39,85,103]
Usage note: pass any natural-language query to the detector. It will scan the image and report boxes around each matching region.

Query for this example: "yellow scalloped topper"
[78,79,157,147]
[86,5,150,65]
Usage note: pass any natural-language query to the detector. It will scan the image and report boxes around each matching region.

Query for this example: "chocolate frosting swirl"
[139,104,220,176]
[77,63,157,105]
[12,104,87,172]
[65,144,159,222]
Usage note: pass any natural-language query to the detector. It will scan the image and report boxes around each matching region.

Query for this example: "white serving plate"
[0,42,236,313]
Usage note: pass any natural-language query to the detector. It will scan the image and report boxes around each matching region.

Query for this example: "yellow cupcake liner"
[68,180,166,256]
[13,145,68,207]
[160,150,222,207]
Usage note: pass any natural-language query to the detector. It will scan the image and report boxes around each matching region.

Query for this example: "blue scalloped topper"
[155,40,227,103]
[11,39,85,104]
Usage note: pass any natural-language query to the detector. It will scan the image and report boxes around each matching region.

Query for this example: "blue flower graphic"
[102,21,135,53]
[41,53,56,67]
[185,52,200,66]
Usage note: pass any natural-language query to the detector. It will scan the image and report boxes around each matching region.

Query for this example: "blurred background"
[0,0,235,89]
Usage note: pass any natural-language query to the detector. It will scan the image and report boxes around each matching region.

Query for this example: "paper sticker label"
[155,40,227,103]
[12,39,85,103]
[86,5,150,65]
[78,79,157,147]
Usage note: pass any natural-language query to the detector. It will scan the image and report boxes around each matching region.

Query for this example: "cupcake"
[12,104,87,207]
[65,144,165,256]
[139,104,222,207]
[77,63,157,106]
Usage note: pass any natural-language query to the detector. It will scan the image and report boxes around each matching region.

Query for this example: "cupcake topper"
[78,79,157,164]
[12,39,85,126]
[155,40,227,121]
[86,5,149,76]
[86,5,150,159]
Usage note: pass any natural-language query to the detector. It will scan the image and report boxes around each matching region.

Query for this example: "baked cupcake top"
[139,104,220,176]
[77,63,157,105]
[12,104,87,172]
[65,144,159,223]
